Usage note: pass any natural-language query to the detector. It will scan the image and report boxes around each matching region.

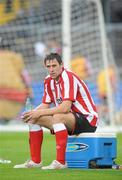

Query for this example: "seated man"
[14,53,98,170]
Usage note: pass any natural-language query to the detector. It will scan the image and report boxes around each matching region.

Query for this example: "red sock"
[29,130,43,163]
[53,123,68,164]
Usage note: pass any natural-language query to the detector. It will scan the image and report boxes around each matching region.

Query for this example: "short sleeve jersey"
[42,68,98,127]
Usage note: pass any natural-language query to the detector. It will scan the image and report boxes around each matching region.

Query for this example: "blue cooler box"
[66,133,117,169]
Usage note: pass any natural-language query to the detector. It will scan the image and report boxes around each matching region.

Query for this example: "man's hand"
[21,111,32,123]
[21,110,41,124]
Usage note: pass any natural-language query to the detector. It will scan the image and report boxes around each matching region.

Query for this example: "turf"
[0,132,122,180]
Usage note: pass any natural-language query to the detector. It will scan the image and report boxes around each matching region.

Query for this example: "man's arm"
[38,100,72,116]
[23,100,72,123]
[34,103,50,110]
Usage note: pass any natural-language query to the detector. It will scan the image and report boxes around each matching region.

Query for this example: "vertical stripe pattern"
[42,68,98,126]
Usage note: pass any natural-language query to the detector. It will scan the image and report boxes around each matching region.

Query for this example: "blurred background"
[0,0,122,131]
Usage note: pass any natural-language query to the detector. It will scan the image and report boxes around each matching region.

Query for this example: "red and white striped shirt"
[42,68,98,127]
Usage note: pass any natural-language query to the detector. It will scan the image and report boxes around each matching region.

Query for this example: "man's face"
[45,59,63,80]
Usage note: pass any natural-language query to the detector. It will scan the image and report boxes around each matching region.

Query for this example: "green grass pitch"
[0,132,122,180]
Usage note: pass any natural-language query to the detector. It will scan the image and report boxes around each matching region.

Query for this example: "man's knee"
[53,114,63,123]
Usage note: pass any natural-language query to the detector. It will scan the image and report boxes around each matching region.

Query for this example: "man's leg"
[13,124,43,168]
[29,124,43,163]
[37,113,75,165]
[13,116,53,168]
[53,123,68,164]
[41,113,75,169]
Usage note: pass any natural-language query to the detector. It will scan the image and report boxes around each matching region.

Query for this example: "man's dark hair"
[44,53,62,65]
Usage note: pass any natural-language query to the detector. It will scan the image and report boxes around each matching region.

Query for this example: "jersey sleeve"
[42,78,52,104]
[61,71,78,101]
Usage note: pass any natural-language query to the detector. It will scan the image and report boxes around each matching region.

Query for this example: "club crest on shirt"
[56,97,62,104]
